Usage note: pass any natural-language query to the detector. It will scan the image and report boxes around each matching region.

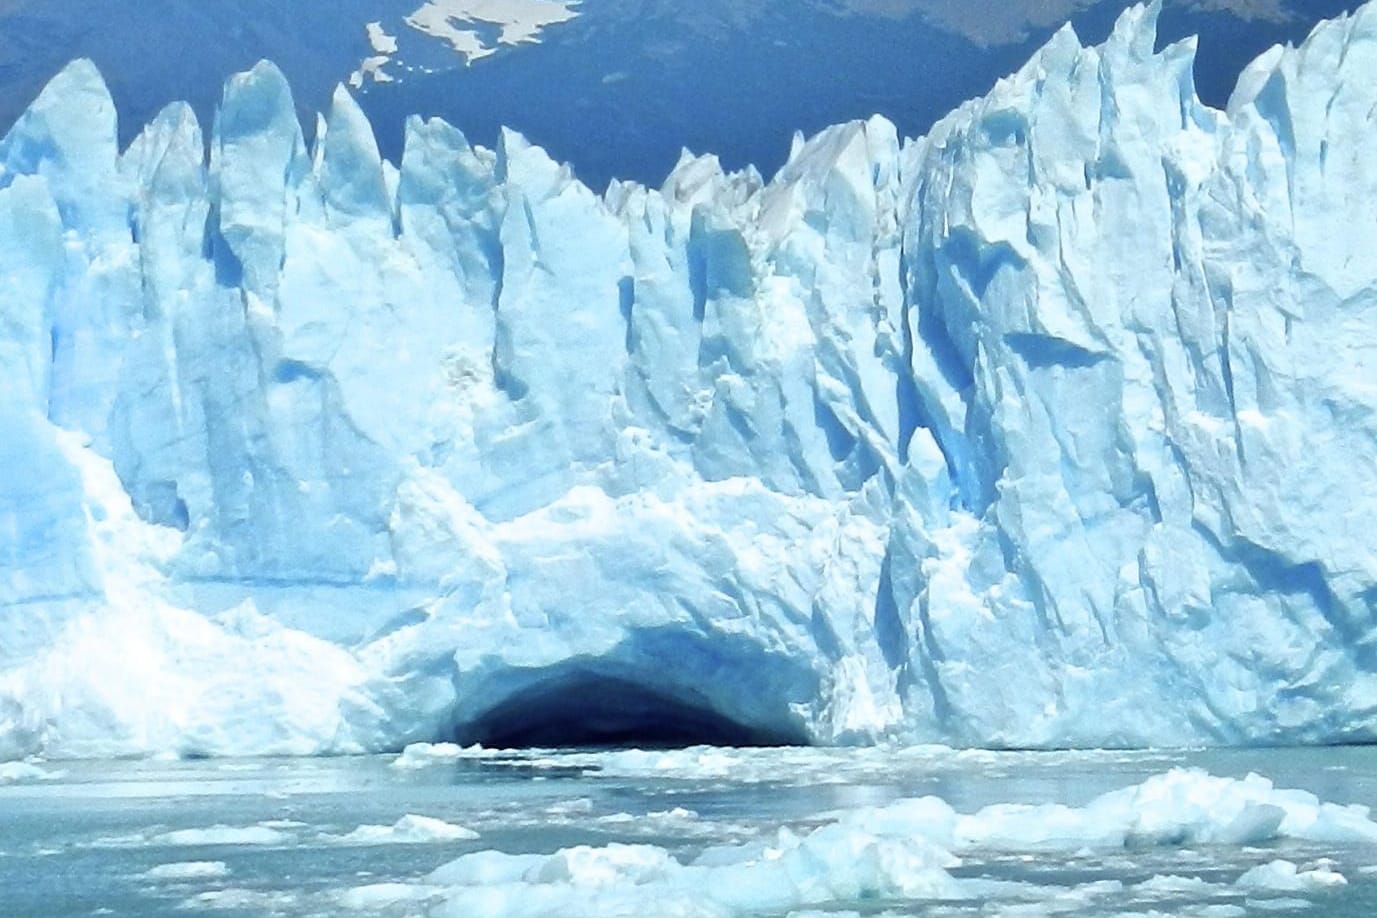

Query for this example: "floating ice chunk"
[1133,874,1218,894]
[1235,859,1348,892]
[392,742,489,768]
[337,882,444,910]
[425,826,960,916]
[428,849,549,887]
[530,843,678,886]
[150,825,289,847]
[810,768,1377,898]
[140,861,231,881]
[1062,908,1244,918]
[544,798,594,817]
[935,769,1377,852]
[180,888,299,911]
[597,807,698,826]
[589,807,733,840]
[593,747,800,780]
[0,762,61,783]
[331,814,479,845]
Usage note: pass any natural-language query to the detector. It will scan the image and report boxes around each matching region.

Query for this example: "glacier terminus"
[3,1,1377,760]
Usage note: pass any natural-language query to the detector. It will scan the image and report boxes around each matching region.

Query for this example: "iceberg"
[328,814,480,845]
[3,1,1377,758]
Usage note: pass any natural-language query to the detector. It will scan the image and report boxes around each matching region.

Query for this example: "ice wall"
[2,1,1377,758]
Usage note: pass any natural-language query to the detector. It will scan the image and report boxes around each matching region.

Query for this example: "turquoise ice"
[3,2,1377,758]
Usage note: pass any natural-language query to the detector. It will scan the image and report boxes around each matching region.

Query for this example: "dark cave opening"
[454,672,808,750]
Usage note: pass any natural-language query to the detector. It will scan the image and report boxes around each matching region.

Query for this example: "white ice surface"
[1235,859,1348,892]
[329,813,479,845]
[392,742,489,768]
[148,825,289,847]
[0,761,60,782]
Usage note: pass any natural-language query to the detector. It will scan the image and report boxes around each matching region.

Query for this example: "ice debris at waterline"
[328,769,1374,916]
[2,0,1377,759]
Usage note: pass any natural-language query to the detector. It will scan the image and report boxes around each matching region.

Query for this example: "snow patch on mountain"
[352,0,580,85]
[349,22,401,89]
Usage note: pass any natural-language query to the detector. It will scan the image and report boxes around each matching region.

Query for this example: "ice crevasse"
[2,1,1377,759]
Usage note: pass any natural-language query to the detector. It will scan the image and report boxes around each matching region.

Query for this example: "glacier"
[2,0,1377,759]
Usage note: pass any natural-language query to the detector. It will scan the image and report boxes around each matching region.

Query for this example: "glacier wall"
[3,1,1377,759]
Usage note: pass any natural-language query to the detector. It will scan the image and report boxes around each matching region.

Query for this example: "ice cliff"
[3,1,1377,759]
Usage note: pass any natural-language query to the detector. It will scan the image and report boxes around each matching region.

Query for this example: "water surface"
[4,745,1377,916]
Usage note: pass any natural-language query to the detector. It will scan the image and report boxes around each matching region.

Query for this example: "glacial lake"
[4,745,1377,916]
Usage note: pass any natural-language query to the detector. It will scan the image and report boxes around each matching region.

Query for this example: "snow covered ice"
[329,814,480,845]
[4,0,1377,758]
